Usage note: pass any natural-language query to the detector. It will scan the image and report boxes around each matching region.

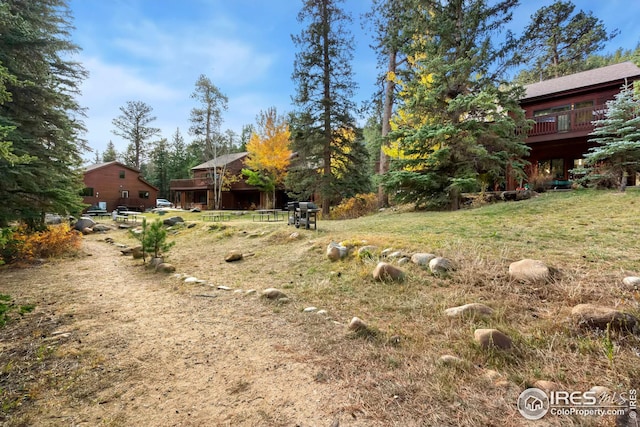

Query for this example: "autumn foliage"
[0,223,81,265]
[244,107,292,207]
[329,193,378,220]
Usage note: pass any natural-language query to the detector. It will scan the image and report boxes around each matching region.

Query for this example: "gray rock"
[571,304,638,333]
[289,232,300,240]
[326,241,348,261]
[225,250,243,262]
[303,307,318,313]
[445,303,493,318]
[74,217,96,231]
[387,251,403,259]
[372,262,405,282]
[81,227,94,235]
[474,329,512,350]
[217,285,232,290]
[184,277,199,284]
[348,317,367,332]
[92,224,112,232]
[262,288,287,299]
[45,214,63,225]
[429,257,454,274]
[245,289,257,295]
[156,263,176,273]
[398,257,411,265]
[508,259,551,283]
[132,246,144,259]
[316,309,328,316]
[380,248,394,258]
[411,253,437,266]
[622,276,640,290]
[149,257,164,268]
[163,216,184,226]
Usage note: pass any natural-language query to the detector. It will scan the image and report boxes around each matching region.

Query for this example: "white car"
[156,198,173,208]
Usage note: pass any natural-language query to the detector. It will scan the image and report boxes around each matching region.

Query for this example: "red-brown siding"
[82,162,158,212]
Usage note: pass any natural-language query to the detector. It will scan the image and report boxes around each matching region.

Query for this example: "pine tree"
[383,0,529,209]
[289,0,360,215]
[112,101,160,169]
[0,0,87,228]
[516,1,618,83]
[583,83,640,191]
[102,141,118,162]
[148,138,171,197]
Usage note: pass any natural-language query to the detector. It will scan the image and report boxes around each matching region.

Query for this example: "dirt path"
[0,238,371,427]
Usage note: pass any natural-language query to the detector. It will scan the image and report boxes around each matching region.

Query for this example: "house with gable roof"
[169,152,289,210]
[518,61,640,188]
[82,161,158,212]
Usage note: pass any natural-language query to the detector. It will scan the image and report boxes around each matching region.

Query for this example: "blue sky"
[68,0,640,162]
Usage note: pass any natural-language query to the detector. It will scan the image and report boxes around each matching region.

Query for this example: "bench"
[252,210,285,222]
[201,213,231,222]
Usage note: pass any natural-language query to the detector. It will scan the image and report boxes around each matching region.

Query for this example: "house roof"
[85,161,141,174]
[522,61,640,101]
[84,161,159,191]
[192,152,248,170]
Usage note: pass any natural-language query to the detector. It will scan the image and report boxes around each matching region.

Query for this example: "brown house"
[169,152,288,210]
[82,161,158,212]
[519,61,640,188]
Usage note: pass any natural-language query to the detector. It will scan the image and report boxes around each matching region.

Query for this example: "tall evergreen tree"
[365,0,414,208]
[582,83,640,192]
[102,140,118,162]
[0,0,87,228]
[147,138,170,197]
[112,100,160,169]
[383,0,529,209]
[289,0,361,215]
[516,1,618,83]
[167,128,192,180]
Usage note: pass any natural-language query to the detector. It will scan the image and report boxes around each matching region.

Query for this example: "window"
[121,190,129,198]
[119,170,125,179]
[575,100,594,124]
[538,159,565,180]
[81,187,94,197]
[138,191,150,199]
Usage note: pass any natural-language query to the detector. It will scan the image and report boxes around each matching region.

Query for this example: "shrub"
[0,224,81,265]
[329,193,378,220]
[131,218,174,262]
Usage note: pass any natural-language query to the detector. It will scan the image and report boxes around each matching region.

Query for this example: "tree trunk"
[378,49,397,209]
[321,0,332,217]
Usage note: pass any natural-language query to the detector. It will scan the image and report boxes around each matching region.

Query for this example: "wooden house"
[169,152,289,210]
[519,61,640,188]
[82,161,158,212]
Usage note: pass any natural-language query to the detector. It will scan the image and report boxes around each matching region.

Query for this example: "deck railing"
[526,104,606,137]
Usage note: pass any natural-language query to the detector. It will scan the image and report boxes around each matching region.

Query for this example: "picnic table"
[201,212,232,222]
[114,211,140,223]
[252,209,285,222]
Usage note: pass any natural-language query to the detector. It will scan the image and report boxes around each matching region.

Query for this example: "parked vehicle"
[156,198,173,208]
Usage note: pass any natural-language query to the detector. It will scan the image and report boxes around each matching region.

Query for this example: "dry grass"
[156,189,640,425]
[2,189,639,426]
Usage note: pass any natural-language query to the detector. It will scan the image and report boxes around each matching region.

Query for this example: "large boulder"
[445,303,493,318]
[326,241,348,261]
[429,257,454,274]
[163,216,184,226]
[225,250,243,262]
[508,259,552,283]
[74,217,96,232]
[372,262,405,282]
[622,276,640,291]
[411,253,437,266]
[92,224,112,232]
[474,329,513,350]
[571,304,638,333]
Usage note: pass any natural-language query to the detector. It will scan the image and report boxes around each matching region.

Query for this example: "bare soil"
[0,233,373,427]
